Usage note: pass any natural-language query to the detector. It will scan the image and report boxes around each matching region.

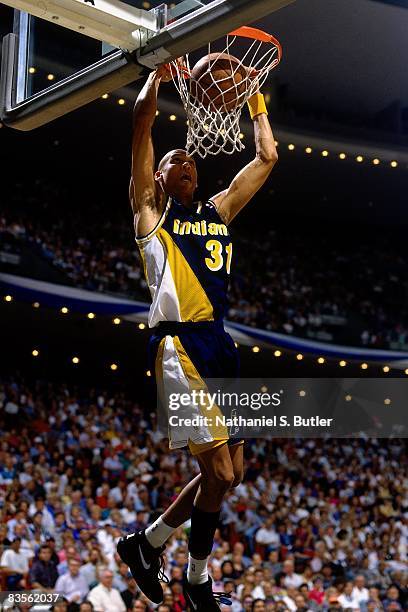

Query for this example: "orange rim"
[228,25,282,63]
[168,26,281,81]
[165,60,190,79]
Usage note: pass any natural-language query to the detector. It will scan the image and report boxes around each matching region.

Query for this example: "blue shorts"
[149,320,243,454]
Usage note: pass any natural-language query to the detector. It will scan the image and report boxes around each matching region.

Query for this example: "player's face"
[156,149,198,200]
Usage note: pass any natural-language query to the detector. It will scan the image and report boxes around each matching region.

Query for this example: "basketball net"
[171,27,282,158]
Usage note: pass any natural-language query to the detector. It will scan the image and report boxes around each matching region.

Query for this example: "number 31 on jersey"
[205,240,232,274]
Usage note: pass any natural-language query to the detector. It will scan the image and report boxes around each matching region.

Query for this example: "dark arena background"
[0,1,407,611]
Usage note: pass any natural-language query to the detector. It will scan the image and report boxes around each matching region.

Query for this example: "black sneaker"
[183,572,232,611]
[117,530,167,604]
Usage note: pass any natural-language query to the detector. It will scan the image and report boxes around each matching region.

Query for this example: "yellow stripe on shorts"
[173,335,229,453]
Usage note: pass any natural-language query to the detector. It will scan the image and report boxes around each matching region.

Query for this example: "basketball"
[190,52,248,112]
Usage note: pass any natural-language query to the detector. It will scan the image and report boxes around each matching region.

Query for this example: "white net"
[170,27,281,158]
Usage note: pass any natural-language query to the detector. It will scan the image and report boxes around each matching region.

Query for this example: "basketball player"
[117,64,277,610]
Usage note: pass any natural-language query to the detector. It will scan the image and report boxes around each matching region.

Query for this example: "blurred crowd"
[227,229,408,350]
[0,377,407,612]
[2,179,408,350]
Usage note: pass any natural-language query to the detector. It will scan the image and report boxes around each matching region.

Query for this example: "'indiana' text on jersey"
[136,198,232,327]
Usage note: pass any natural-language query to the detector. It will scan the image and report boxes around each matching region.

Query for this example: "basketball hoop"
[170,26,282,158]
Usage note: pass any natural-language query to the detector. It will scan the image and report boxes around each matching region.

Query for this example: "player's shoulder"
[200,199,218,213]
[201,198,229,225]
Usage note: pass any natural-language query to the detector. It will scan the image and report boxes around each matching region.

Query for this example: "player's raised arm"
[129,67,171,218]
[211,92,278,225]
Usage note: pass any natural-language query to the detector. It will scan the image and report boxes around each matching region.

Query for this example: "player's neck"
[172,194,194,208]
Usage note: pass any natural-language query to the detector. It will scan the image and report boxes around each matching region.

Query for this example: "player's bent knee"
[202,470,235,497]
[221,473,235,491]
[231,471,243,488]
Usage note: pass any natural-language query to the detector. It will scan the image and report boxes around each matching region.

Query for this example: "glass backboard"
[23,1,216,99]
[0,0,294,130]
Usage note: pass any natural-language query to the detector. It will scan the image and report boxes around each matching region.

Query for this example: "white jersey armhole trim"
[135,198,172,246]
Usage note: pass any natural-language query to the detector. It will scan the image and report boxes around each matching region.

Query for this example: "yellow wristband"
[247,93,268,120]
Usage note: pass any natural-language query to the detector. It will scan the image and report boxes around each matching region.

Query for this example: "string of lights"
[3,293,406,375]
[283,142,399,168]
[29,346,120,372]
[21,348,404,403]
[24,66,406,169]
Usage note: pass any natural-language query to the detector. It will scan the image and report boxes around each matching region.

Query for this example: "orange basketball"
[190,53,248,112]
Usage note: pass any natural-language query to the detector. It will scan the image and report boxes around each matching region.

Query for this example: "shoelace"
[157,552,169,584]
[213,591,232,606]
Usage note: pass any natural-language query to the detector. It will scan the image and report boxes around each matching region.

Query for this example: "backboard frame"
[0,0,295,131]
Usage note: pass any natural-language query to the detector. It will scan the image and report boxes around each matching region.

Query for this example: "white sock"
[187,554,209,585]
[145,516,175,548]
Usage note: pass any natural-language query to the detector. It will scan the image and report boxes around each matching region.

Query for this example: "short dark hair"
[158,152,171,171]
[158,149,190,171]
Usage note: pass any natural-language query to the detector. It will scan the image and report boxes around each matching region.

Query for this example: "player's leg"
[117,443,243,605]
[146,474,201,542]
[116,333,170,604]
[116,475,202,604]
[229,440,244,488]
[143,442,243,547]
[159,442,243,528]
[183,442,237,610]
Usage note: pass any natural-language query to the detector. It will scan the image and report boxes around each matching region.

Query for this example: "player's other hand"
[155,64,173,82]
[156,58,187,82]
